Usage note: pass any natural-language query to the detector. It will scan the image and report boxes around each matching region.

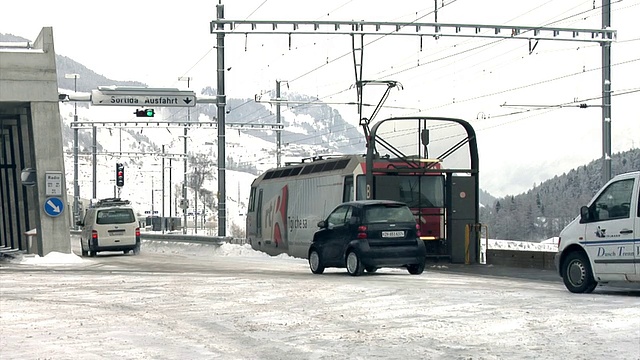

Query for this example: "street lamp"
[65,73,80,229]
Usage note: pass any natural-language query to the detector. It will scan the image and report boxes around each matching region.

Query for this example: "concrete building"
[0,27,71,256]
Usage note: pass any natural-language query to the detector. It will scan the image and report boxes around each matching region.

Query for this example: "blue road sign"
[44,197,64,217]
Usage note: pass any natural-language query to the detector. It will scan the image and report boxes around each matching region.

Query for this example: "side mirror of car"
[579,206,590,222]
[317,220,327,229]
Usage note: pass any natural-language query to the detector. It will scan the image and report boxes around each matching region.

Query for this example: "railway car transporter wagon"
[246,116,480,264]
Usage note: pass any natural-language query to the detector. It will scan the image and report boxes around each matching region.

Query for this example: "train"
[246,154,445,259]
[246,116,480,263]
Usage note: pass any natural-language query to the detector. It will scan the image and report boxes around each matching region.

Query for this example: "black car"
[308,200,427,276]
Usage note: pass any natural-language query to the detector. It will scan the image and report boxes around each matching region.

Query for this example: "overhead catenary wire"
[185,56,639,149]
[101,53,640,156]
[252,82,640,150]
[179,1,614,122]
[238,0,626,132]
[118,1,635,162]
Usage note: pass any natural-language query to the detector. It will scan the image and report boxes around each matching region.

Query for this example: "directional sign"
[91,89,196,107]
[44,197,64,217]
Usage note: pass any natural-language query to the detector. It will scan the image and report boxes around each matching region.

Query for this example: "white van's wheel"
[562,252,597,293]
[346,251,364,276]
[80,240,88,257]
[309,250,324,274]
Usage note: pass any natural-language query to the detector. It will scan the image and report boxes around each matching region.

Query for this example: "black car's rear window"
[96,208,136,224]
[363,204,416,224]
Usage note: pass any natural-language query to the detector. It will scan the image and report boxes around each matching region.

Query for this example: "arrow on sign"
[183,98,192,105]
[46,199,61,213]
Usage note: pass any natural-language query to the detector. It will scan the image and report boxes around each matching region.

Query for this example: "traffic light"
[134,109,155,117]
[116,163,125,187]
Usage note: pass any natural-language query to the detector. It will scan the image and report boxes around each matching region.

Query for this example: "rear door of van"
[583,176,636,277]
[95,208,137,247]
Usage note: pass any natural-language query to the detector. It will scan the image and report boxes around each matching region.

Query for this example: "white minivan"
[77,198,141,257]
[555,171,640,293]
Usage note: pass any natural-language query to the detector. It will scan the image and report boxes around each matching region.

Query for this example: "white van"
[555,171,640,293]
[77,198,141,257]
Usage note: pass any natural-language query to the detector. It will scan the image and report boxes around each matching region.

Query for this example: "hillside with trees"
[480,148,640,241]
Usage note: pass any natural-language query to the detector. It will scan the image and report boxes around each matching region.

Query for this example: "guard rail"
[70,230,246,245]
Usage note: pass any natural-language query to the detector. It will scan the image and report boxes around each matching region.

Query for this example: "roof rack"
[92,197,131,208]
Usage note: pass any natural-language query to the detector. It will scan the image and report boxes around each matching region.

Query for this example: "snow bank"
[5,251,85,265]
[2,238,557,267]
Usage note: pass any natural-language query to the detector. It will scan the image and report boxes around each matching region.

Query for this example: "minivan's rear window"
[96,209,136,224]
[364,204,416,224]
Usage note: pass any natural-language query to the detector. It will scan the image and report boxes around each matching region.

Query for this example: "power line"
[242,0,623,131]
[407,57,640,113]
[268,80,640,149]
[175,0,273,86]
[285,0,461,84]
[191,70,639,152]
[150,2,631,162]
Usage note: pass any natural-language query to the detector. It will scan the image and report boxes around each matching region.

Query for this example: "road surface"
[1,239,639,359]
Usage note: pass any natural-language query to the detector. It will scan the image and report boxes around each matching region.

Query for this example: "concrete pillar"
[31,101,71,255]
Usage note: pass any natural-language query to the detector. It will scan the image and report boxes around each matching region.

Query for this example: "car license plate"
[382,231,404,238]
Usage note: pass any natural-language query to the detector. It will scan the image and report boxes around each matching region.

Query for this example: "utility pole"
[178,76,192,234]
[216,2,228,237]
[276,80,282,167]
[168,157,172,231]
[274,80,290,168]
[161,145,165,234]
[92,125,97,199]
[151,174,155,219]
[194,167,198,235]
[201,198,205,231]
[602,0,612,184]
[65,73,80,228]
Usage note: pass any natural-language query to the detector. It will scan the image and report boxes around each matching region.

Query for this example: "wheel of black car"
[562,251,596,293]
[309,249,325,274]
[80,239,88,257]
[407,262,425,275]
[346,251,364,276]
[365,266,378,273]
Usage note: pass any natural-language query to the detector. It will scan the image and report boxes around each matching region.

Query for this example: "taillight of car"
[415,223,421,237]
[357,225,367,239]
[135,227,140,237]
[91,230,98,240]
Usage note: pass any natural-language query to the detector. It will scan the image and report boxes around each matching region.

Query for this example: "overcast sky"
[3,0,640,195]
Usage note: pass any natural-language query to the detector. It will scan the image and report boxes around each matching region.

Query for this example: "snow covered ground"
[1,239,638,360]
